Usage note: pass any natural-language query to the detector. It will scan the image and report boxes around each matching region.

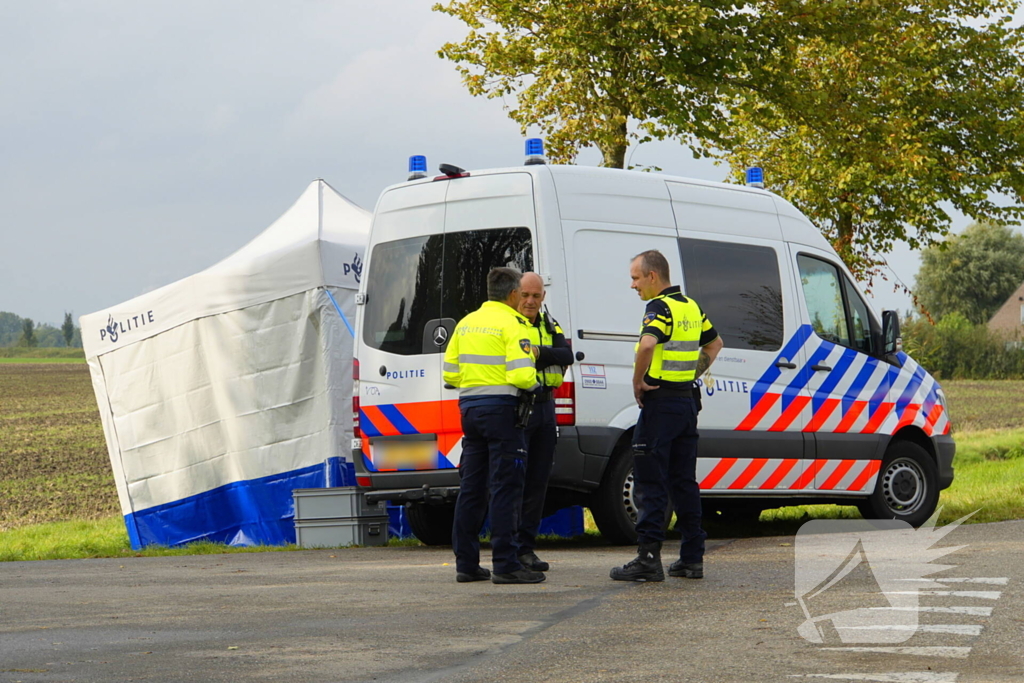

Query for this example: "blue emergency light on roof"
[525,138,546,166]
[746,167,764,188]
[408,155,428,181]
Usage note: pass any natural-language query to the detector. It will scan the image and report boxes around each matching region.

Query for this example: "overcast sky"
[0,1,999,327]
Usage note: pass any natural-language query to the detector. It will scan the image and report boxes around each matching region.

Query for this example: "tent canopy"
[82,179,367,358]
[81,180,370,549]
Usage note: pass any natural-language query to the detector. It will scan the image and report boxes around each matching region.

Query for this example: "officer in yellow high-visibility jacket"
[443,267,544,585]
[611,250,723,583]
[515,272,573,573]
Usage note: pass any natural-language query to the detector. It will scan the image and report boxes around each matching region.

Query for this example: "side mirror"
[882,310,902,359]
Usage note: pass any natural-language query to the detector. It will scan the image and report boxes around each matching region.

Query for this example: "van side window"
[362,228,533,356]
[677,238,784,351]
[797,255,877,355]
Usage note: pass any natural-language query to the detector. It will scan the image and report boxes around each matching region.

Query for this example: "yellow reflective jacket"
[523,311,565,389]
[637,289,715,385]
[443,301,539,397]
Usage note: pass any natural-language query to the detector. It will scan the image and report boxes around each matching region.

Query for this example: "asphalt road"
[1,521,1021,683]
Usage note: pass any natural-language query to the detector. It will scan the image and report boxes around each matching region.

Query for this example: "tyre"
[588,446,673,545]
[588,447,640,545]
[405,503,456,546]
[857,440,939,528]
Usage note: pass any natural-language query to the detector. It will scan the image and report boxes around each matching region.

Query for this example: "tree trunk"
[835,209,855,267]
[599,117,629,169]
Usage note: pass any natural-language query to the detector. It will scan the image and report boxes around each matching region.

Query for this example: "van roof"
[380,163,832,252]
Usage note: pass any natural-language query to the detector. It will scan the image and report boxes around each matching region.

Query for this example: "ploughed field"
[2,363,1023,533]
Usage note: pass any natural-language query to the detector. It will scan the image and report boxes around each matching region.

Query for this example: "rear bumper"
[353,447,461,504]
[934,434,956,491]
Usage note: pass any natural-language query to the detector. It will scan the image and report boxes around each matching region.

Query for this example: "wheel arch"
[886,425,936,461]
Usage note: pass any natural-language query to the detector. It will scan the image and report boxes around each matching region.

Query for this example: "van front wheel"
[857,441,939,528]
[406,502,455,546]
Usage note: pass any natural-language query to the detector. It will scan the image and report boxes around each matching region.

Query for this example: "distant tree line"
[901,222,1024,379]
[0,311,83,348]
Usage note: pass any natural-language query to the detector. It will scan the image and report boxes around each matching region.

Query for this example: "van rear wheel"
[406,502,455,546]
[589,446,673,545]
[589,447,639,545]
[857,440,939,528]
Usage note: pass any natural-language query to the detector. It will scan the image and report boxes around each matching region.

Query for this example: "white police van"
[351,145,955,545]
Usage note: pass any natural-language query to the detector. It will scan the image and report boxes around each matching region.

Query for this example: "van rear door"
[358,182,449,475]
[438,173,537,465]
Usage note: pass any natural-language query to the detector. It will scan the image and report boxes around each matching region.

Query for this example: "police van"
[351,145,955,545]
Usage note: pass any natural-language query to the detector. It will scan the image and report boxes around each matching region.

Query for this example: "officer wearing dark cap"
[611,250,723,582]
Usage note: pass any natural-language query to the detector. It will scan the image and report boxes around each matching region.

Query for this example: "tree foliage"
[715,0,1024,274]
[62,312,75,347]
[434,0,746,167]
[436,0,1024,274]
[915,222,1024,324]
[19,318,37,348]
[0,311,82,348]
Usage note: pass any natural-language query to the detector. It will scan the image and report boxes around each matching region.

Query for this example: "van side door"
[675,235,812,492]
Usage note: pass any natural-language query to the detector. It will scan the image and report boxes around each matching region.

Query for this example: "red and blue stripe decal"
[738,325,949,436]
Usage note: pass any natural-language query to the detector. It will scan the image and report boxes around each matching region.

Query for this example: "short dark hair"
[487,267,522,301]
[633,250,670,282]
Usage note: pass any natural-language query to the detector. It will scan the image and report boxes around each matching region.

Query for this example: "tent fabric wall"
[82,181,368,549]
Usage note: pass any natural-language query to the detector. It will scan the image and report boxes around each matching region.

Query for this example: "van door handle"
[774,360,797,369]
[811,364,832,372]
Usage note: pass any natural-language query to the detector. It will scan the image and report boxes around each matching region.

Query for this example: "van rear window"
[677,238,784,352]
[363,228,533,356]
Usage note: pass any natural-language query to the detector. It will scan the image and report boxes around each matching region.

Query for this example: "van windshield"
[362,227,533,356]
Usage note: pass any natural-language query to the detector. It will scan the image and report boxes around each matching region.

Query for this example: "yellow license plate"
[372,439,437,470]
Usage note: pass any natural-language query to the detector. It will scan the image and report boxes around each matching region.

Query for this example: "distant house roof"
[987,280,1024,338]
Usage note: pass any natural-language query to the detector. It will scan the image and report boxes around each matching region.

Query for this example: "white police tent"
[81,180,368,549]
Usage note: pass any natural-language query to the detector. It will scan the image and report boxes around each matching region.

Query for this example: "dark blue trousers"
[517,399,557,554]
[631,394,707,563]
[452,403,528,574]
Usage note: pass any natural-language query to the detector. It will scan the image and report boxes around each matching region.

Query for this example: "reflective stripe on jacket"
[523,311,565,389]
[443,301,539,396]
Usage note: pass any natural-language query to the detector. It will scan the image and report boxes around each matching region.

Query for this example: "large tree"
[436,0,1024,275]
[434,0,746,167]
[714,0,1024,273]
[915,222,1024,324]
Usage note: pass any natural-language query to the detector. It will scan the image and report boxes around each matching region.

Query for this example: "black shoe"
[610,542,664,582]
[518,552,550,572]
[456,567,491,583]
[491,568,546,584]
[668,560,704,579]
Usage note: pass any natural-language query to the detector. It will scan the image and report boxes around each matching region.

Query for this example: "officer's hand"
[633,379,659,408]
[531,345,540,359]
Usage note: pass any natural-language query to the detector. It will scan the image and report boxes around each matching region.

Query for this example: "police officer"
[444,267,545,585]
[611,250,723,582]
[515,272,574,572]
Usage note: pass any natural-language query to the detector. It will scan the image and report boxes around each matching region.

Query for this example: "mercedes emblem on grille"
[433,326,449,346]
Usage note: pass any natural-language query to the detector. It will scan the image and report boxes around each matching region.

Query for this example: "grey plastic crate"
[292,487,385,521]
[294,517,389,548]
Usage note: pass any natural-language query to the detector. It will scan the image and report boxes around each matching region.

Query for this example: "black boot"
[609,541,664,582]
[668,560,703,579]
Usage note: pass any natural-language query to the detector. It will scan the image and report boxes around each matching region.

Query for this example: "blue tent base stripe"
[123,457,355,550]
